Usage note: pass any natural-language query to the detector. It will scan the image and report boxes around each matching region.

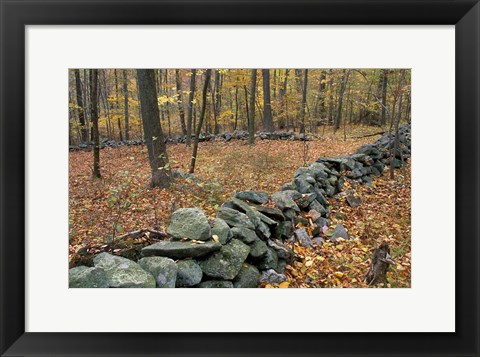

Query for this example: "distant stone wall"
[69,130,313,151]
[69,124,411,288]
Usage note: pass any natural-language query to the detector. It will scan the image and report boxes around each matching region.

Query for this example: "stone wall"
[69,124,411,288]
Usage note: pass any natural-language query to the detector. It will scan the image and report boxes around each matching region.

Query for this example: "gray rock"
[167,208,211,241]
[249,240,268,258]
[211,218,233,245]
[69,266,109,288]
[231,226,259,244]
[330,223,351,242]
[274,221,294,239]
[93,253,155,288]
[253,205,285,221]
[280,182,297,191]
[233,264,260,288]
[298,193,317,209]
[199,239,250,280]
[257,247,278,271]
[294,228,314,248]
[138,256,177,288]
[308,200,327,215]
[234,190,269,204]
[260,269,287,284]
[176,260,203,287]
[313,237,326,246]
[277,259,287,273]
[271,191,300,212]
[141,240,221,260]
[197,280,234,288]
[267,239,293,261]
[217,207,255,230]
[346,195,361,207]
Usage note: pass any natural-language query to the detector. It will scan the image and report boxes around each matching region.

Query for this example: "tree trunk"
[328,69,334,125]
[190,69,212,174]
[248,69,257,145]
[234,86,239,130]
[262,69,274,132]
[89,69,101,178]
[186,69,197,146]
[136,69,171,188]
[365,241,395,286]
[390,69,406,179]
[114,69,123,141]
[213,69,222,134]
[334,70,350,132]
[74,69,88,142]
[381,69,388,126]
[122,69,130,141]
[300,69,308,134]
[175,69,187,135]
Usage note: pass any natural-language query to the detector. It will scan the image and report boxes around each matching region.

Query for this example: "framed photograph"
[1,0,479,356]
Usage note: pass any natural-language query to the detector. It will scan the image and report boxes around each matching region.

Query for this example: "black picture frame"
[1,0,479,356]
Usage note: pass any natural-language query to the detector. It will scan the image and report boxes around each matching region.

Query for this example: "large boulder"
[93,253,155,288]
[217,207,255,230]
[211,218,233,245]
[330,223,351,242]
[141,240,221,260]
[138,256,177,288]
[249,240,268,259]
[234,190,269,204]
[199,239,250,280]
[256,247,279,271]
[231,226,259,244]
[167,208,211,241]
[176,260,203,287]
[271,190,300,212]
[233,264,261,288]
[69,266,109,288]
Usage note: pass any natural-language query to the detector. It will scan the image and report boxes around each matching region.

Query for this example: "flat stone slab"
[141,240,221,260]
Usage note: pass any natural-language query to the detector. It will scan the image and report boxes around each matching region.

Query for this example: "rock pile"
[69,130,313,151]
[70,124,411,288]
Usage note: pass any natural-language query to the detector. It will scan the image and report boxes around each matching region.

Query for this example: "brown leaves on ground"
[69,130,410,288]
[283,163,411,288]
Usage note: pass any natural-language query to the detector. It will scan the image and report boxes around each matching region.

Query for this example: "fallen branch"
[351,131,385,139]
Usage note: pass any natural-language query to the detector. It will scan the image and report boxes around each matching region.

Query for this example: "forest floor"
[69,126,411,288]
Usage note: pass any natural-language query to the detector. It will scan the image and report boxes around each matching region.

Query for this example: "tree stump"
[365,241,395,286]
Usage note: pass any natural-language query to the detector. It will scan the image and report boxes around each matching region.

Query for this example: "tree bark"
[137,69,171,188]
[186,69,197,146]
[262,69,274,132]
[390,69,406,179]
[122,69,130,141]
[175,69,187,135]
[190,69,212,174]
[114,69,123,141]
[74,69,88,142]
[381,69,388,126]
[334,69,350,132]
[248,69,257,145]
[300,69,308,134]
[89,69,101,178]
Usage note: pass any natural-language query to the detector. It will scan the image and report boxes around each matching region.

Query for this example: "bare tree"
[190,69,212,174]
[390,69,406,179]
[300,69,308,134]
[123,69,130,140]
[248,69,257,145]
[175,69,187,135]
[334,69,350,133]
[137,69,171,188]
[262,69,274,132]
[89,69,101,178]
[185,69,197,147]
[74,69,88,142]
